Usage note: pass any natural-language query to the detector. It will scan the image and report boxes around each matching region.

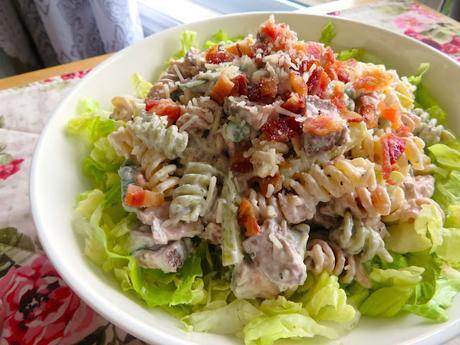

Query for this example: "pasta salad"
[67,16,460,345]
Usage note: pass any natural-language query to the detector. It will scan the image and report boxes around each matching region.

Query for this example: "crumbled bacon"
[261,117,303,142]
[226,40,254,57]
[380,104,403,130]
[356,93,380,129]
[205,44,233,64]
[288,71,308,96]
[380,133,406,180]
[248,77,278,103]
[257,174,282,196]
[257,18,296,51]
[238,198,261,237]
[145,99,182,124]
[231,142,253,173]
[210,73,235,104]
[282,93,305,114]
[307,67,330,98]
[303,115,343,136]
[231,74,248,96]
[354,69,392,93]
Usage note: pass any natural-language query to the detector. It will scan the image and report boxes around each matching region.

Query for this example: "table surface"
[1,0,460,344]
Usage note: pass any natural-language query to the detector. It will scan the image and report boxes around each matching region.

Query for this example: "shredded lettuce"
[338,48,365,61]
[319,22,336,46]
[73,189,207,308]
[174,30,198,59]
[204,29,243,49]
[131,73,153,99]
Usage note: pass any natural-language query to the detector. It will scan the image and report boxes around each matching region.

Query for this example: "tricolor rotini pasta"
[68,16,460,345]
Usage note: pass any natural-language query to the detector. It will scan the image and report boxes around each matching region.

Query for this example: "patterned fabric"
[0,1,459,344]
[0,0,143,69]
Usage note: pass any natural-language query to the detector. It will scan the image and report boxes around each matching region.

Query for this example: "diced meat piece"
[176,48,205,79]
[278,193,315,224]
[131,230,160,252]
[302,126,348,155]
[137,205,203,245]
[241,220,307,294]
[201,222,222,245]
[223,96,281,130]
[177,96,221,132]
[302,96,349,155]
[247,77,278,103]
[232,260,280,299]
[414,175,435,198]
[133,238,193,273]
[402,175,435,199]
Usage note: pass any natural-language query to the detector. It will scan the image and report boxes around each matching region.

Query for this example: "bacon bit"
[342,111,364,123]
[124,184,164,208]
[354,69,392,93]
[356,94,380,129]
[380,133,406,180]
[145,99,183,124]
[303,115,343,136]
[248,77,278,103]
[307,67,330,97]
[257,174,282,196]
[295,41,323,60]
[226,40,253,57]
[258,18,296,51]
[323,47,338,80]
[205,45,233,64]
[231,142,253,173]
[210,73,235,105]
[282,93,305,114]
[380,104,403,130]
[261,117,303,142]
[334,61,350,83]
[288,71,308,96]
[231,74,248,96]
[238,198,261,237]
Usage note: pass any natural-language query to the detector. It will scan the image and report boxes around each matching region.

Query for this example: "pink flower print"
[0,255,105,345]
[0,158,23,180]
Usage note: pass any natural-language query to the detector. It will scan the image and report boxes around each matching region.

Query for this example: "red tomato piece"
[261,117,303,142]
[124,184,145,207]
[145,98,182,124]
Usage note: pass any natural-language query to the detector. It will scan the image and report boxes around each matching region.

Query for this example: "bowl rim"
[30,11,460,345]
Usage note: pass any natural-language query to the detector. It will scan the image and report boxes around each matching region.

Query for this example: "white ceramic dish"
[31,12,460,345]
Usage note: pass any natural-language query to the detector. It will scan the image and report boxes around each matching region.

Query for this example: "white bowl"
[31,12,460,345]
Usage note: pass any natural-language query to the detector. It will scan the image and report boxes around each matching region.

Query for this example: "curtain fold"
[0,0,144,75]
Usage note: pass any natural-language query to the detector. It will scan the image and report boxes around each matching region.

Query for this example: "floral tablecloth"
[1,1,459,344]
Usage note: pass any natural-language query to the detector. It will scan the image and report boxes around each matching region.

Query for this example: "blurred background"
[0,0,458,78]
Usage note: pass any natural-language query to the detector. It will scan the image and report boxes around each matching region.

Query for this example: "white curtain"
[0,0,144,74]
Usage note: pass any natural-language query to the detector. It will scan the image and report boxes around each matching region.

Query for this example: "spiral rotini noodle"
[329,212,392,263]
[283,158,377,220]
[169,162,219,223]
[110,95,144,121]
[132,114,188,159]
[305,239,370,287]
